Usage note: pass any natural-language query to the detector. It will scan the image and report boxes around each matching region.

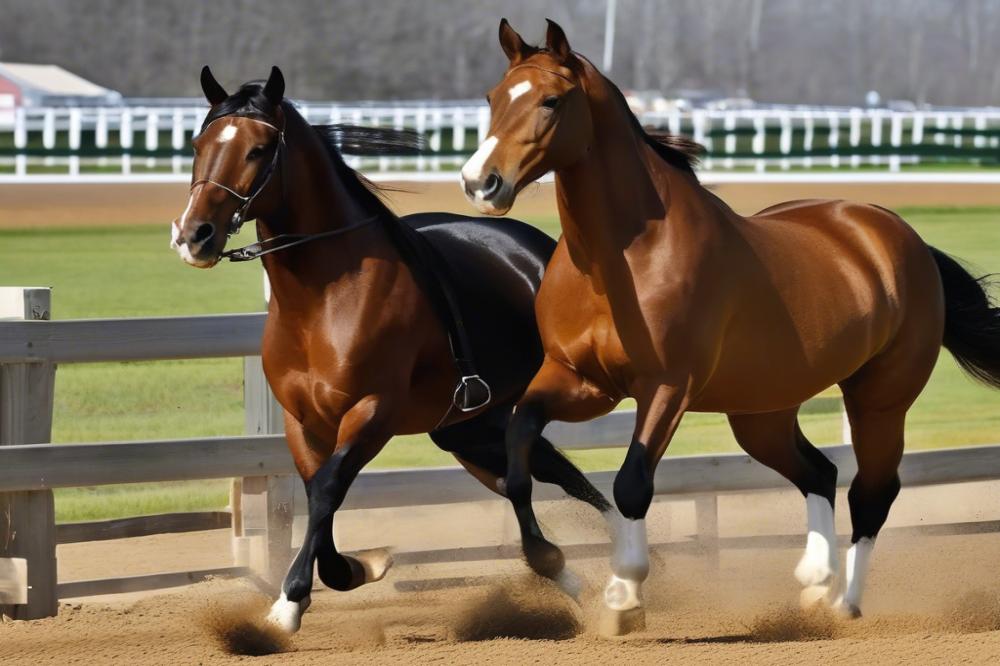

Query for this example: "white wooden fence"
[3,286,1000,620]
[4,102,1000,179]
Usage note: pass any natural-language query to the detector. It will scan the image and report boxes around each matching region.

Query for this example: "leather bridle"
[190,116,286,241]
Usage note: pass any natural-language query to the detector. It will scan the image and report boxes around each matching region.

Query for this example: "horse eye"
[485,94,492,105]
[246,147,264,161]
[542,96,560,110]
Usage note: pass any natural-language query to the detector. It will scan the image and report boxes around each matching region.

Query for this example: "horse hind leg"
[506,359,619,590]
[834,402,906,618]
[433,413,610,599]
[833,328,935,618]
[728,408,839,608]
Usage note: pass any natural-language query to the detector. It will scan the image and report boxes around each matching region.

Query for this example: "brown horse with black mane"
[462,19,1000,634]
[170,66,611,635]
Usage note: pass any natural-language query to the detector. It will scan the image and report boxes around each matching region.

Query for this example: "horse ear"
[200,66,228,105]
[263,66,285,105]
[499,18,530,64]
[545,19,572,62]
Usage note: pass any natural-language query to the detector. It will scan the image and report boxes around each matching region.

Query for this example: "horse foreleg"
[508,359,619,596]
[602,383,688,636]
[505,401,566,578]
[267,402,392,634]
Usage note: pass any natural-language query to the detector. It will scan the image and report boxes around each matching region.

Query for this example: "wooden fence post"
[0,287,57,619]
[237,356,294,587]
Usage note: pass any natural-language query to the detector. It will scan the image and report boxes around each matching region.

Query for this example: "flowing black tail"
[929,246,1000,388]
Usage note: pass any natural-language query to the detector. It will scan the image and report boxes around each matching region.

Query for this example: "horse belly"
[690,287,894,414]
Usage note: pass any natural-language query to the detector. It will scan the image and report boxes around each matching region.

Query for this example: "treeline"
[2,0,998,106]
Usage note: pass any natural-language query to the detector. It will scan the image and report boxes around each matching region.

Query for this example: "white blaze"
[461,135,498,183]
[508,80,532,102]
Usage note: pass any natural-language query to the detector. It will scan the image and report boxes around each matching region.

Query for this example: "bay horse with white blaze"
[170,66,611,634]
[462,19,1000,634]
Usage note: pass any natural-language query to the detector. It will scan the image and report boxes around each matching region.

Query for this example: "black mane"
[202,81,424,213]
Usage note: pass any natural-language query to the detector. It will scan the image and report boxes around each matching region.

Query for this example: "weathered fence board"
[0,435,289,490]
[5,435,1000,507]
[56,511,231,544]
[57,566,251,599]
[0,313,264,363]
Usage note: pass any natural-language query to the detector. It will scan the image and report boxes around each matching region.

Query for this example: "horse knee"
[614,440,654,520]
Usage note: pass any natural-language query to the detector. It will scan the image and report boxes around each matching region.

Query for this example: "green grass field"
[3,207,1000,521]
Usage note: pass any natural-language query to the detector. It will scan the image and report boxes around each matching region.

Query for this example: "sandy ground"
[4,483,1000,664]
[4,179,1000,228]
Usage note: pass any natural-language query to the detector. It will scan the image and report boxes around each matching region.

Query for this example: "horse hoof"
[266,593,311,634]
[799,584,833,610]
[523,537,565,579]
[354,548,394,583]
[832,597,862,619]
[598,606,646,637]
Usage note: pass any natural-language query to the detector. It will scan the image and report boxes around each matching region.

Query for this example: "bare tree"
[1,0,998,106]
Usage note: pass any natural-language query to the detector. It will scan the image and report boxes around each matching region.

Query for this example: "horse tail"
[929,246,1000,389]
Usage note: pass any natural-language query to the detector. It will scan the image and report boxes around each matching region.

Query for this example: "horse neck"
[554,66,726,274]
[256,115,393,309]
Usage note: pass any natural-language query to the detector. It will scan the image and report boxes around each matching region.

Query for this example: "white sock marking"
[602,509,649,611]
[795,493,838,587]
[604,574,642,611]
[840,537,875,611]
[508,80,532,102]
[266,592,311,634]
[553,566,582,601]
[217,123,238,142]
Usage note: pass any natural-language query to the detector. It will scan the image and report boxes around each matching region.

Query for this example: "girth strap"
[385,219,491,415]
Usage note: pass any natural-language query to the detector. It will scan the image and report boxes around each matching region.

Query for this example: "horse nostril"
[482,173,503,199]
[192,223,215,245]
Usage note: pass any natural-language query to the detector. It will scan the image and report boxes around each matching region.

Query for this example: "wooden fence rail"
[5,437,1000,508]
[3,286,1000,620]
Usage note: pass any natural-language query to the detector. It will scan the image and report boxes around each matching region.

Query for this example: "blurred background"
[3,0,1000,105]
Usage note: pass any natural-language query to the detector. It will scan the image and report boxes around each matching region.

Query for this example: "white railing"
[3,103,1000,180]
